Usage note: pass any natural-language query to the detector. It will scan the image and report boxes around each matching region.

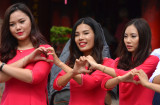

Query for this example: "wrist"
[58,62,64,68]
[117,76,122,83]
[96,64,101,71]
[143,81,150,87]
[70,70,77,77]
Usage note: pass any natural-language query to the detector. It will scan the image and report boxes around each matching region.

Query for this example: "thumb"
[136,81,141,85]
[132,80,138,85]
[39,57,47,61]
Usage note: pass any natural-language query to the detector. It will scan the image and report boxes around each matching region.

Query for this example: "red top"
[1,45,53,105]
[53,58,111,105]
[102,55,159,105]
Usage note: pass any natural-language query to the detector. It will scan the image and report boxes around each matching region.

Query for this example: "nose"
[79,34,84,40]
[126,37,131,43]
[15,23,21,30]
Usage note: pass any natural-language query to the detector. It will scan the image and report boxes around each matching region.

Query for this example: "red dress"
[53,58,111,105]
[102,55,159,105]
[0,45,53,105]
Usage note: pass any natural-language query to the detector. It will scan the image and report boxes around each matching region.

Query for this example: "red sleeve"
[115,55,159,79]
[53,70,66,91]
[101,76,113,90]
[31,45,54,84]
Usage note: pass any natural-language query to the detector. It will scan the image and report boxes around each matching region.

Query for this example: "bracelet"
[0,63,5,71]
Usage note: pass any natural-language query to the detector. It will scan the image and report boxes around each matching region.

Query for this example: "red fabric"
[1,45,53,105]
[102,55,159,105]
[53,58,111,105]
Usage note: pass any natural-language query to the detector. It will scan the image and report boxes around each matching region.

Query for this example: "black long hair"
[67,17,104,68]
[0,3,47,63]
[117,18,151,70]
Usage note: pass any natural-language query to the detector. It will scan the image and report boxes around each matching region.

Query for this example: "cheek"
[74,38,79,46]
[9,27,14,35]
[123,39,127,45]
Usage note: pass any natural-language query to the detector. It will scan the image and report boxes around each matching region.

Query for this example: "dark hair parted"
[117,18,152,70]
[67,17,104,68]
[0,3,47,63]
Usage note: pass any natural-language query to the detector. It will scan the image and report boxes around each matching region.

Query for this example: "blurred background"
[0,0,160,103]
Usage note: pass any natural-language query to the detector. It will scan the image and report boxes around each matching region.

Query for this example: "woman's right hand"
[27,47,50,63]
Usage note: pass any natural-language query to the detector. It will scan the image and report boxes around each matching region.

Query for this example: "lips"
[126,45,132,49]
[17,32,23,36]
[79,42,87,47]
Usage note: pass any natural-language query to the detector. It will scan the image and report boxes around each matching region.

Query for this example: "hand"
[27,47,49,63]
[46,47,62,66]
[72,56,92,75]
[135,69,149,86]
[86,55,98,70]
[118,69,138,84]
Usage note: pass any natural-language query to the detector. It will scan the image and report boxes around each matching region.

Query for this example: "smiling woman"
[75,23,95,56]
[50,17,111,105]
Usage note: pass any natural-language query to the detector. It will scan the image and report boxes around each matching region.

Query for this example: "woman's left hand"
[85,55,98,70]
[135,69,149,86]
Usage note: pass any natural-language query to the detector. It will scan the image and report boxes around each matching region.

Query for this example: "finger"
[46,47,54,53]
[46,59,54,62]
[81,69,92,74]
[132,80,138,85]
[137,81,141,84]
[75,59,81,64]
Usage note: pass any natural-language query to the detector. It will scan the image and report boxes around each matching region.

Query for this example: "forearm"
[57,62,82,84]
[144,82,160,93]
[57,71,76,87]
[96,64,117,77]
[105,76,120,89]
[0,56,31,82]
[9,55,30,68]
[1,64,32,83]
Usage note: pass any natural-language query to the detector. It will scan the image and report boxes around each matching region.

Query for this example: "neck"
[17,39,33,50]
[83,52,91,56]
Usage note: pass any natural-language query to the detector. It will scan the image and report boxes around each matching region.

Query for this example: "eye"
[20,20,25,24]
[75,33,79,37]
[124,34,127,37]
[10,23,15,27]
[131,34,137,38]
[84,32,89,35]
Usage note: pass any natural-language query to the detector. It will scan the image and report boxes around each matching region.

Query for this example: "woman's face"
[9,10,31,42]
[75,23,95,56]
[124,25,139,55]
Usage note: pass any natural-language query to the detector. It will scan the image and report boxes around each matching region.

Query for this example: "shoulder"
[148,55,159,60]
[102,57,115,67]
[40,44,51,48]
[103,57,114,63]
[144,55,159,64]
